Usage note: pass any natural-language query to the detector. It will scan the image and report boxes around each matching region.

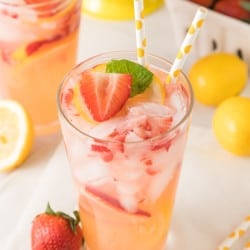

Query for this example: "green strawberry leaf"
[45,203,80,234]
[106,59,153,97]
[240,1,250,11]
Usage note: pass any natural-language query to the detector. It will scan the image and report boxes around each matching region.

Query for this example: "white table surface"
[1,4,250,250]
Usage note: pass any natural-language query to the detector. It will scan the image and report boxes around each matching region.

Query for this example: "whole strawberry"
[31,203,83,250]
[214,0,250,23]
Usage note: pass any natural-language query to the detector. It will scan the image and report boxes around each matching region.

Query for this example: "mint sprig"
[106,59,153,97]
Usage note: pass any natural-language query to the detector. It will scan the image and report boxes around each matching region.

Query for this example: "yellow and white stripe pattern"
[217,215,250,250]
[167,7,207,83]
[244,241,250,250]
[134,0,147,66]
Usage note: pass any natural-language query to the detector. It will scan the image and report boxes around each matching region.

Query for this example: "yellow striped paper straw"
[166,7,207,84]
[217,215,250,250]
[244,241,250,250]
[134,0,147,66]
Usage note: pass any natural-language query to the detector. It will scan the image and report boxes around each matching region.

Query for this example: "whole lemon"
[212,96,250,156]
[188,53,248,106]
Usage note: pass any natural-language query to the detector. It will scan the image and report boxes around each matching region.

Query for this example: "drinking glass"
[57,51,193,250]
[0,0,82,135]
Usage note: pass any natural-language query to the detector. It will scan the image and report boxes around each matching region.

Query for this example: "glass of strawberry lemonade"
[57,51,193,250]
[0,0,82,135]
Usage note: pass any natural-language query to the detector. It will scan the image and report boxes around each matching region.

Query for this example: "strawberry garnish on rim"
[80,71,132,122]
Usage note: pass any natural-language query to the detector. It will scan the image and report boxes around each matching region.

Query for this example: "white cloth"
[3,126,250,250]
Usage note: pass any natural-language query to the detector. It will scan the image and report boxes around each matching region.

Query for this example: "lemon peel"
[188,53,248,106]
[72,84,97,125]
[0,100,34,172]
[212,96,250,156]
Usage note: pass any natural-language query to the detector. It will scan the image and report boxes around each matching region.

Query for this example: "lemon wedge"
[0,100,34,172]
[126,74,166,107]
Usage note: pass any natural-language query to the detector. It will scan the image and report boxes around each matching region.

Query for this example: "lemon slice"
[0,100,34,172]
[126,74,166,107]
[72,83,97,125]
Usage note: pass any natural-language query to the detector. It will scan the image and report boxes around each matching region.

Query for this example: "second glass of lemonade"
[0,0,82,135]
[58,51,193,250]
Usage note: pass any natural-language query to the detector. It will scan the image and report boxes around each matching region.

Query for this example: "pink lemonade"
[0,0,81,135]
[58,51,193,250]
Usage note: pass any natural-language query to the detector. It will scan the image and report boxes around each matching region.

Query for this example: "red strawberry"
[85,185,151,217]
[189,0,215,7]
[80,71,132,122]
[26,35,63,56]
[91,144,114,162]
[0,8,18,18]
[63,88,74,107]
[25,0,46,2]
[214,0,250,21]
[24,0,61,15]
[31,203,83,250]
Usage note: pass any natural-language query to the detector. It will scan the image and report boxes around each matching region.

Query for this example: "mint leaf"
[106,59,153,97]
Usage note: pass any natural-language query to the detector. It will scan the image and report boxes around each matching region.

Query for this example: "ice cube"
[148,159,177,202]
[126,102,175,140]
[165,83,188,125]
[128,102,174,118]
[116,181,139,213]
[74,158,111,184]
[147,132,187,201]
[88,117,125,140]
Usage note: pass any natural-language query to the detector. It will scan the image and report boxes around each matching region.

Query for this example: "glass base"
[82,0,165,20]
[83,245,166,250]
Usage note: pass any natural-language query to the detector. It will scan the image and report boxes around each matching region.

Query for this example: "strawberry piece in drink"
[85,185,151,217]
[126,103,174,140]
[24,0,61,16]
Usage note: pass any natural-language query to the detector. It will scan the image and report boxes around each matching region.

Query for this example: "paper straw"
[134,0,147,66]
[217,215,250,250]
[166,7,207,84]
[244,241,250,250]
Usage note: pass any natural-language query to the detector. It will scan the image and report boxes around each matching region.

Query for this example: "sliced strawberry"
[85,185,151,217]
[26,35,63,56]
[151,129,179,151]
[91,144,113,162]
[1,48,11,64]
[24,0,61,16]
[107,129,126,153]
[25,0,45,3]
[0,8,18,19]
[80,71,132,122]
[63,88,74,106]
[90,130,126,162]
[126,104,174,140]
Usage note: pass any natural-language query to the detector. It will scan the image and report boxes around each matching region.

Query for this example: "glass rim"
[0,0,69,6]
[0,0,73,16]
[57,50,194,145]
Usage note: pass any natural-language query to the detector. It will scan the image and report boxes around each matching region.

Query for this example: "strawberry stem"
[45,203,81,234]
[240,0,250,11]
[45,202,56,215]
